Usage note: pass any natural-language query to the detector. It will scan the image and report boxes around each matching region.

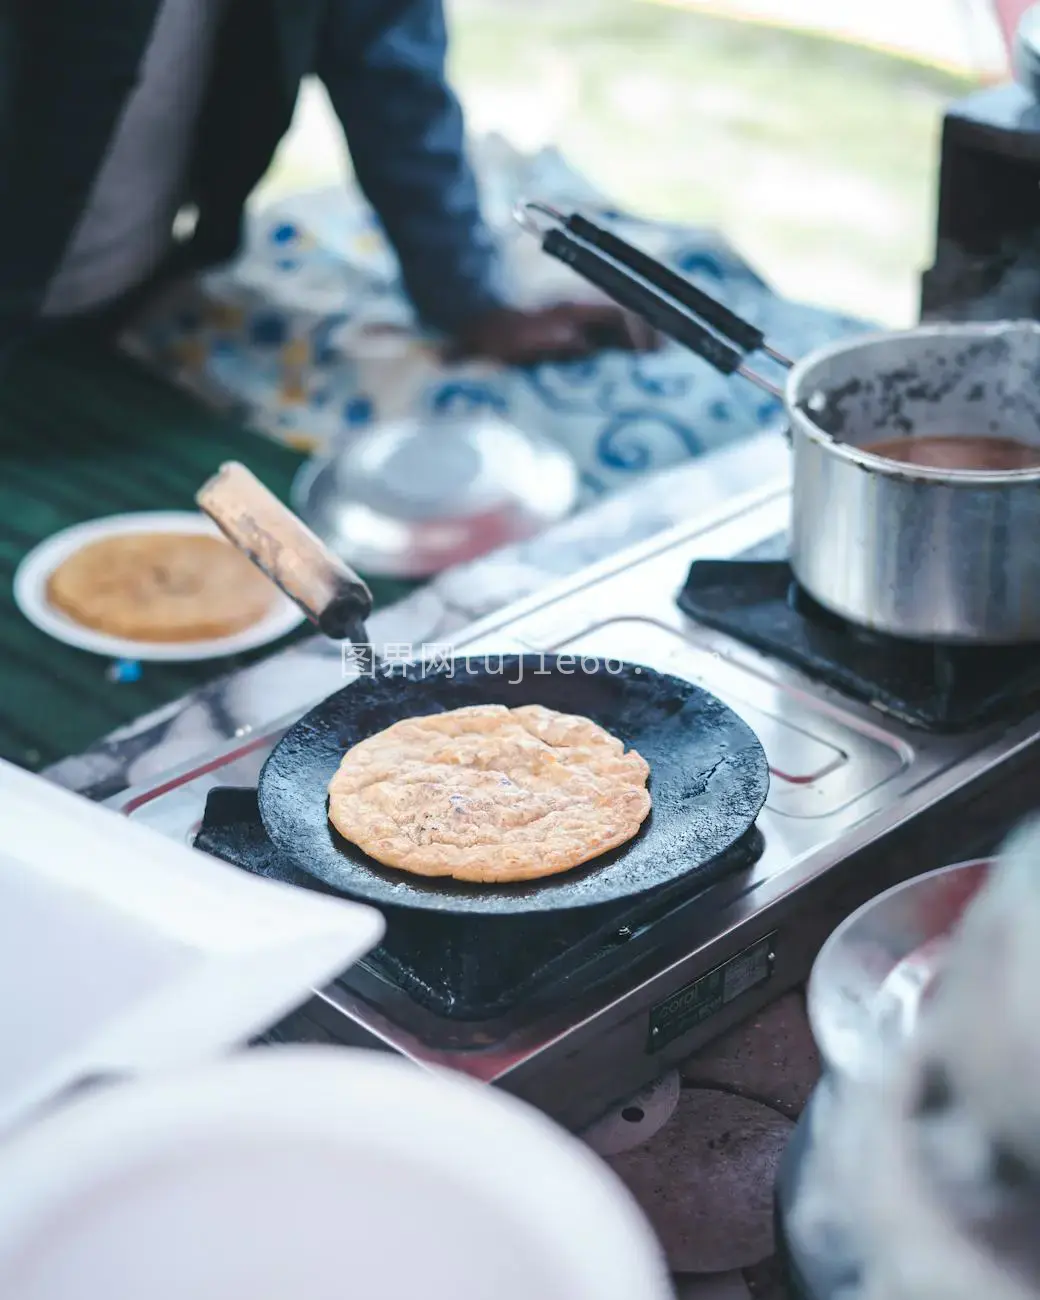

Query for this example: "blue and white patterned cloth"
[123,137,869,501]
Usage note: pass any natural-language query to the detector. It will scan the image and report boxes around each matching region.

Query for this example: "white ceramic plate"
[0,1047,673,1300]
[13,511,304,662]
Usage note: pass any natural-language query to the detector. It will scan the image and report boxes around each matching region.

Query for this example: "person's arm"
[315,0,505,335]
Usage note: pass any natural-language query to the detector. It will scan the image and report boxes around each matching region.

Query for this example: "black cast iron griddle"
[257,654,769,916]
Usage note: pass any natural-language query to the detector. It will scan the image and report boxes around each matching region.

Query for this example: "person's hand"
[446,303,659,365]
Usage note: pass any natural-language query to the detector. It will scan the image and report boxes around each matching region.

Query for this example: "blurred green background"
[259,0,981,327]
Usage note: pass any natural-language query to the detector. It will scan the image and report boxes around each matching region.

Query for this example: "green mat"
[0,336,413,773]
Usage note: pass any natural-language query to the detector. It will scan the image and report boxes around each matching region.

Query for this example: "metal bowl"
[807,860,992,1083]
[291,413,579,579]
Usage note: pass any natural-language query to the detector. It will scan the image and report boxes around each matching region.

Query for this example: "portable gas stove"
[109,479,1040,1131]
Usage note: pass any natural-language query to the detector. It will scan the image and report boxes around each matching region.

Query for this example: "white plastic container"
[0,760,383,1131]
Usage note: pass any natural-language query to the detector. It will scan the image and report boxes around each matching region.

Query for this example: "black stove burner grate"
[679,559,1040,732]
[195,787,762,1024]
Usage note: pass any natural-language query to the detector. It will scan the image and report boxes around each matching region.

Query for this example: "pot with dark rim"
[786,321,1040,645]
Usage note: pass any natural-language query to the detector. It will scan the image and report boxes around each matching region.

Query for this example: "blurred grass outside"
[255,0,980,327]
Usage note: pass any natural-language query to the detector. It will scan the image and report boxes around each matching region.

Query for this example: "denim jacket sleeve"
[315,0,507,334]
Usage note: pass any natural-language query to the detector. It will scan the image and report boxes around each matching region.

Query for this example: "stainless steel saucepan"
[515,203,1040,645]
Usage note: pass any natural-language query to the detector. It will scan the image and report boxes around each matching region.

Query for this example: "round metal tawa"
[257,655,770,916]
[292,413,579,578]
[806,860,991,1083]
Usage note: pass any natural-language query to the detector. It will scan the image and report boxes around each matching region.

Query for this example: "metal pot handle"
[514,200,795,399]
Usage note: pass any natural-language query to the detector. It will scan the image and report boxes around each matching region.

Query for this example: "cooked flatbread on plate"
[327,703,651,884]
[46,532,276,643]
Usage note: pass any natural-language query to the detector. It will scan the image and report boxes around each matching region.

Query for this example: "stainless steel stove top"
[110,483,1040,1130]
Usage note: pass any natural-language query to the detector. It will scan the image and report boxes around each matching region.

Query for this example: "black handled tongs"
[513,201,793,398]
